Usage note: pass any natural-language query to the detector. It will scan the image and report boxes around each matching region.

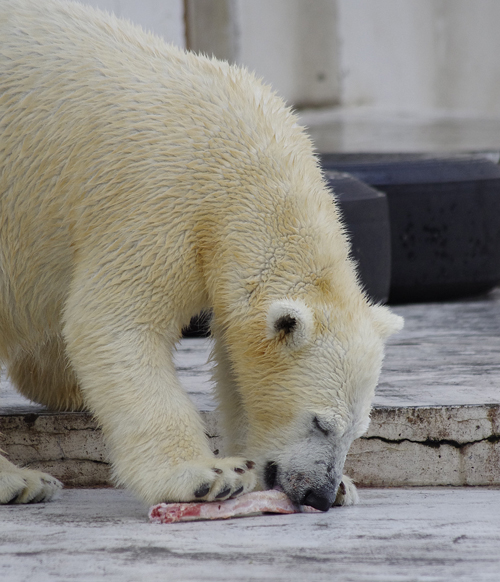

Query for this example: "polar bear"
[0,0,403,511]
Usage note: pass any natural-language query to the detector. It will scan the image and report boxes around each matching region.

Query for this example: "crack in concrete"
[363,434,500,449]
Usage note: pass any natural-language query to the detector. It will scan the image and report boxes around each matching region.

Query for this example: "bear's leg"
[63,305,256,505]
[210,327,248,457]
[7,334,84,411]
[0,455,62,504]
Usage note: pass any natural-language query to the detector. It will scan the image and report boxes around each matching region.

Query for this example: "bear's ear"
[370,304,404,339]
[267,299,314,349]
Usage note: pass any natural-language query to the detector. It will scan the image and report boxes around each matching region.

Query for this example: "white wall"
[338,0,500,115]
[184,0,341,107]
[431,0,500,114]
[236,0,340,108]
[338,0,437,111]
[75,0,185,47]
[234,0,500,115]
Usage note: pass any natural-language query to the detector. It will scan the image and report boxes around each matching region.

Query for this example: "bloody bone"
[149,490,320,523]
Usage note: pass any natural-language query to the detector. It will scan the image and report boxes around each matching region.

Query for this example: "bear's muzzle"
[264,460,341,512]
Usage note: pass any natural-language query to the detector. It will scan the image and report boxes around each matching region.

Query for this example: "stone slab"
[298,107,500,155]
[1,487,500,582]
[2,405,498,488]
[379,290,500,407]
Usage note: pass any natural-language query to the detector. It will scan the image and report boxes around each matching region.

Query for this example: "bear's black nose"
[302,490,332,512]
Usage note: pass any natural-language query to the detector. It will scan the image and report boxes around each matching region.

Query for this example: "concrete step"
[1,290,500,488]
[298,106,500,156]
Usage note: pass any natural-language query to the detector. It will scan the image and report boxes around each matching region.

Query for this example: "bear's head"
[227,297,403,511]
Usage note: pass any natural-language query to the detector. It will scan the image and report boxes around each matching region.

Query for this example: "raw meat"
[149,490,319,523]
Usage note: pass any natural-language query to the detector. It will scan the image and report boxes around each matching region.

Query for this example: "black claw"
[215,486,231,499]
[212,468,223,475]
[194,483,211,498]
[231,486,244,498]
[245,460,255,470]
[234,467,245,474]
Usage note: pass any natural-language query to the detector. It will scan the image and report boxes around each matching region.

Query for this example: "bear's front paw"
[333,475,359,507]
[0,467,62,504]
[148,457,257,505]
[193,458,256,502]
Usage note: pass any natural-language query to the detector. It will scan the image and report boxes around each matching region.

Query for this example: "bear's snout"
[301,487,337,512]
[264,459,341,511]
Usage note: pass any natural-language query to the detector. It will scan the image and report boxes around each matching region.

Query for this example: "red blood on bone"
[150,502,202,523]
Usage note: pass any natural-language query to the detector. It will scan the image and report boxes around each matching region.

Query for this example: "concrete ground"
[2,487,500,582]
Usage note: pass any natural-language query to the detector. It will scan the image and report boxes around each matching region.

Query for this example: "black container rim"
[319,153,500,186]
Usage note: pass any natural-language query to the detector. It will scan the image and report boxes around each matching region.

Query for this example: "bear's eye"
[313,416,330,437]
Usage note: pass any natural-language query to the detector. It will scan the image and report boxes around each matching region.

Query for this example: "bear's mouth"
[264,461,278,489]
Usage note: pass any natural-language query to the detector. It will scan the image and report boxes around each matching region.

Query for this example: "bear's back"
[0,0,356,336]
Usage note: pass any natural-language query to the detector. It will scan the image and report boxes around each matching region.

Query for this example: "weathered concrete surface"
[1,291,500,487]
[0,410,221,488]
[299,106,500,155]
[1,487,500,582]
[349,405,500,487]
[1,405,499,488]
[0,412,110,487]
[380,291,500,407]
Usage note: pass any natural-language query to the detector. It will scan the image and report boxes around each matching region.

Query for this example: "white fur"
[371,305,404,339]
[0,0,402,508]
[0,456,62,504]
